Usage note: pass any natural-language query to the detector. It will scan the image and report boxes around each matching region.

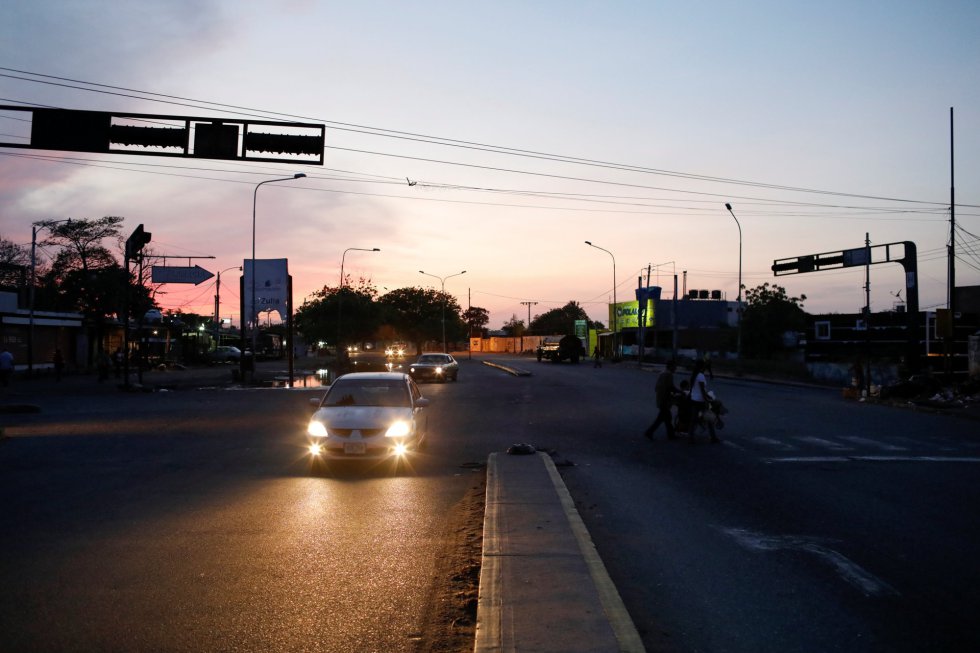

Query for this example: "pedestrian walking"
[689,360,719,443]
[592,346,602,368]
[0,348,14,387]
[645,360,679,440]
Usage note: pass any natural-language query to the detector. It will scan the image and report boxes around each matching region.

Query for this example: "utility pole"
[948,107,956,380]
[520,301,537,354]
[864,233,872,398]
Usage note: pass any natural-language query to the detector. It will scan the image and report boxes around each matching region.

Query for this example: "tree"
[37,217,154,362]
[295,277,380,349]
[462,306,490,337]
[529,300,596,334]
[0,237,30,289]
[501,315,525,337]
[379,286,462,354]
[40,216,124,280]
[741,283,808,358]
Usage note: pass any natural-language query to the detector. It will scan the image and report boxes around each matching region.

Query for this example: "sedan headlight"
[308,421,328,437]
[385,420,411,437]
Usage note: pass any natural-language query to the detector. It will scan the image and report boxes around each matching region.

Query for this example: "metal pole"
[585,241,617,358]
[337,247,379,359]
[247,174,304,379]
[520,301,537,354]
[28,224,37,379]
[420,270,466,352]
[214,266,240,347]
[725,203,743,364]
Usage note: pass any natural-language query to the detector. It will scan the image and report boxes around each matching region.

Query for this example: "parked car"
[306,372,430,461]
[207,346,242,363]
[409,353,459,382]
[536,335,584,363]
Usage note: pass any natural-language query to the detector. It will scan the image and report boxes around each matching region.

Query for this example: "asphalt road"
[0,363,486,653]
[511,358,980,653]
[2,356,978,652]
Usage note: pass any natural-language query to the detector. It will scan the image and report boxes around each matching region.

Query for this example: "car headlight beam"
[307,421,328,437]
[385,420,411,438]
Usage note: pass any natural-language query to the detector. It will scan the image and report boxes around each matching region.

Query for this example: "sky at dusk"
[2,0,979,330]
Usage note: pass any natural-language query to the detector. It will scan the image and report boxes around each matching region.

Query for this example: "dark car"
[409,353,459,382]
[536,335,584,363]
[207,346,242,363]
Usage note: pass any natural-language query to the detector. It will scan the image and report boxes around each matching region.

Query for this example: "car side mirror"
[415,397,431,409]
[309,397,322,410]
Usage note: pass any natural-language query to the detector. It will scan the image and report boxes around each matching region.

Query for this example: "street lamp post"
[725,203,743,363]
[248,173,305,373]
[337,247,380,357]
[340,247,381,288]
[29,219,71,378]
[419,270,466,352]
[213,266,242,346]
[585,241,617,359]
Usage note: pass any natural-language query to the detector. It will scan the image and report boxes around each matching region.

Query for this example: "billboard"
[244,259,289,326]
[609,300,655,329]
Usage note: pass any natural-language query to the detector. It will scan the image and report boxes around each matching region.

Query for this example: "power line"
[2,67,974,210]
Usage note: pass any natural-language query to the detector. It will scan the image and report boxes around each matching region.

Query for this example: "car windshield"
[418,355,449,364]
[324,379,410,407]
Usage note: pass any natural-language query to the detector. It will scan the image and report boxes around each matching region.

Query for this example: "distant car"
[409,353,459,382]
[385,344,407,358]
[306,372,430,461]
[536,335,584,363]
[207,346,242,363]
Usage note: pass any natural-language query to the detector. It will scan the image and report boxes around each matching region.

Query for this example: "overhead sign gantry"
[0,105,325,165]
[772,241,919,314]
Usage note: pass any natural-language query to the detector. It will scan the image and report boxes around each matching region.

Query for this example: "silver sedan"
[306,372,430,462]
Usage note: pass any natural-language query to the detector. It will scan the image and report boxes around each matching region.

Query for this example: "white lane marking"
[722,527,899,597]
[794,436,855,451]
[839,436,908,451]
[750,436,796,451]
[764,455,980,464]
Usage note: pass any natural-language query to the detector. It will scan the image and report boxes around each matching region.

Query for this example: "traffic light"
[126,224,152,261]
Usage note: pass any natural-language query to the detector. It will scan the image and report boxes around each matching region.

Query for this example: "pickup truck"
[536,335,584,363]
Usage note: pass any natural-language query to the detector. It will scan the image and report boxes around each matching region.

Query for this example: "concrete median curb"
[482,360,532,377]
[475,451,645,652]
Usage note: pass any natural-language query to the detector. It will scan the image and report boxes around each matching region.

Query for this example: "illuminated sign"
[609,300,655,329]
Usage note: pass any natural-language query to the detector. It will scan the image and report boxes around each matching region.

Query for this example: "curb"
[481,360,532,377]
[475,451,644,652]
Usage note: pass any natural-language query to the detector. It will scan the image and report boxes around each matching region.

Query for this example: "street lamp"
[340,247,381,288]
[249,173,305,363]
[419,270,466,352]
[213,266,242,346]
[585,241,617,359]
[29,218,71,378]
[725,202,743,362]
[337,247,380,357]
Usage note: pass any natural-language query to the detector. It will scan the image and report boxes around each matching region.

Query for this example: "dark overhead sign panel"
[772,241,919,315]
[0,105,325,165]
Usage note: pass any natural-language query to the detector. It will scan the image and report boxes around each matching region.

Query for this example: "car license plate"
[344,442,366,455]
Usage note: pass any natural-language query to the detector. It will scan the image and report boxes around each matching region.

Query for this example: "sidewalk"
[475,451,645,653]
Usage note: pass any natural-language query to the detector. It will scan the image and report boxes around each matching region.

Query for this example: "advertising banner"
[244,259,289,326]
[609,299,655,329]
